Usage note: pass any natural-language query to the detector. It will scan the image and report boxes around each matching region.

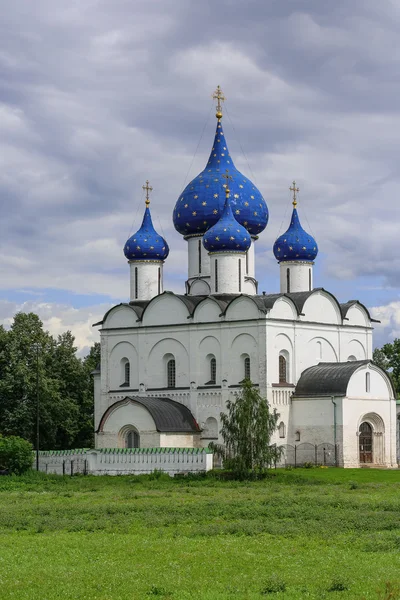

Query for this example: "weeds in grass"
[328,577,349,592]
[147,585,172,597]
[260,575,286,594]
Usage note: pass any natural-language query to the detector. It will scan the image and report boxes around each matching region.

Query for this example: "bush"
[0,435,33,475]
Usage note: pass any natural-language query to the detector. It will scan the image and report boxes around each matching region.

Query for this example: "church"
[93,87,397,469]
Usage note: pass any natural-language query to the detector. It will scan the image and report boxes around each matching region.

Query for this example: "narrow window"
[295,430,300,442]
[124,361,130,386]
[215,259,218,293]
[366,372,370,393]
[309,268,312,291]
[158,267,161,295]
[238,259,242,292]
[246,251,249,274]
[286,268,290,293]
[135,267,138,299]
[167,359,176,389]
[198,239,202,274]
[279,355,287,384]
[279,422,286,438]
[126,430,140,448]
[244,357,251,380]
[210,357,216,384]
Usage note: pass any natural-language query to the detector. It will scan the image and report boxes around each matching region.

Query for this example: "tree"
[0,434,33,474]
[373,341,400,397]
[214,380,281,477]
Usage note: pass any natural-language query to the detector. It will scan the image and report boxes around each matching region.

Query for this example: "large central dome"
[173,117,268,238]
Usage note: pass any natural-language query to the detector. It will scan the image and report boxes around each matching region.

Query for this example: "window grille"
[279,355,287,384]
[124,361,130,386]
[244,357,251,380]
[210,357,216,384]
[167,359,176,388]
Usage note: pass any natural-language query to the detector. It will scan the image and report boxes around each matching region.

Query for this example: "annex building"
[93,88,398,469]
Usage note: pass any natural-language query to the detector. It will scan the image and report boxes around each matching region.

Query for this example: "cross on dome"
[143,180,153,207]
[212,85,225,120]
[222,169,233,196]
[290,180,299,208]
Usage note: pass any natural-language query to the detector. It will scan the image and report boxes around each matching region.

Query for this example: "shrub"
[328,577,349,592]
[0,435,33,475]
[261,575,286,594]
[303,462,314,469]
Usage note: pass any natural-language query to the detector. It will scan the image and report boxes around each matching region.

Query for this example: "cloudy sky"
[1,0,400,353]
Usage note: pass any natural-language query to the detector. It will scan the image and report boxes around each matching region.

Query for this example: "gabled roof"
[294,360,370,397]
[97,396,200,433]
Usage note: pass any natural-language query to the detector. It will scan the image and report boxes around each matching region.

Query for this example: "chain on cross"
[290,180,299,207]
[222,169,233,197]
[143,180,153,207]
[212,85,225,119]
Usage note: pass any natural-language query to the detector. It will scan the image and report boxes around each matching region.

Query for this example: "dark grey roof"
[97,396,200,433]
[294,360,370,397]
[94,288,374,326]
[340,300,379,323]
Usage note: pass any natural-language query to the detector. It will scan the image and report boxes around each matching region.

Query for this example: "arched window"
[238,259,242,293]
[286,268,291,293]
[167,359,176,389]
[158,267,161,295]
[295,430,300,442]
[126,429,140,448]
[215,260,218,293]
[316,341,322,361]
[124,361,130,386]
[279,355,287,384]
[366,372,370,393]
[135,267,138,299]
[246,251,249,274]
[210,357,216,384]
[278,421,286,438]
[244,356,251,380]
[309,268,312,291]
[348,355,357,362]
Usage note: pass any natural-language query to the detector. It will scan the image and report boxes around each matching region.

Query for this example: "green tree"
[0,434,33,474]
[373,340,400,397]
[214,380,281,477]
[75,341,101,448]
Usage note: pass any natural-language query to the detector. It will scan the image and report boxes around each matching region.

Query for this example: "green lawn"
[1,469,400,599]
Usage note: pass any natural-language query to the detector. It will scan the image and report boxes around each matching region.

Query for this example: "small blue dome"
[273,208,318,262]
[124,205,169,261]
[173,119,268,237]
[203,193,251,253]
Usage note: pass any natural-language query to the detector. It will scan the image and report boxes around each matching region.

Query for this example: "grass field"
[1,468,400,599]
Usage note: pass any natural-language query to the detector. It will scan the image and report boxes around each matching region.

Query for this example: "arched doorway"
[359,422,373,463]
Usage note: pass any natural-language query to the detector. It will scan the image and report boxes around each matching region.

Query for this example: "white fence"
[36,447,214,476]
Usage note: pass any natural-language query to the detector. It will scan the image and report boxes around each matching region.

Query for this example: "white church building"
[93,88,397,469]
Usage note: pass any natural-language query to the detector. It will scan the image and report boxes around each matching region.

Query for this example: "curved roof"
[124,205,169,261]
[273,207,318,263]
[294,360,370,397]
[203,195,251,253]
[97,396,200,433]
[173,119,268,237]
[340,300,377,323]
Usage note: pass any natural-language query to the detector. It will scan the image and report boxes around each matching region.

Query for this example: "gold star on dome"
[213,209,218,214]
[254,211,258,216]
[202,201,207,206]
[192,211,197,216]
[235,209,240,214]
[177,213,180,217]
[289,246,293,250]
[223,228,227,232]
[250,195,255,199]
[136,246,141,250]
[230,236,235,240]
[223,146,226,150]
[214,193,218,198]
[150,246,154,250]
[244,221,248,226]
[302,246,306,250]
[184,204,188,208]
[194,195,198,199]
[221,153,225,156]
[234,194,239,199]
[244,201,249,207]
[215,236,220,241]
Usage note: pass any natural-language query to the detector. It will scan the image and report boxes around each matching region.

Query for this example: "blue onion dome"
[273,185,318,262]
[124,184,169,261]
[203,189,251,253]
[173,90,268,237]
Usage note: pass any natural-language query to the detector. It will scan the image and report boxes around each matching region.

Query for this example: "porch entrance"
[359,422,373,463]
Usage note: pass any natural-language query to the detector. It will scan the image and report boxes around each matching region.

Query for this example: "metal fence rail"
[277,443,339,467]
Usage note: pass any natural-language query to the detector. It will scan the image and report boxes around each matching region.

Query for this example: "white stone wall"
[129,260,163,301]
[280,261,313,293]
[210,252,247,294]
[36,448,213,476]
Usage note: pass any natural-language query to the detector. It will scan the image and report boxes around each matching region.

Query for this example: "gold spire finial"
[290,180,299,208]
[143,180,153,207]
[222,169,233,198]
[212,85,225,120]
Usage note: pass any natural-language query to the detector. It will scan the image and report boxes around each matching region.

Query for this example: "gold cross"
[212,85,225,119]
[290,180,299,207]
[142,180,153,207]
[222,169,233,198]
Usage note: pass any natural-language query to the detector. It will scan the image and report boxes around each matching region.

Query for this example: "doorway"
[359,422,373,463]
